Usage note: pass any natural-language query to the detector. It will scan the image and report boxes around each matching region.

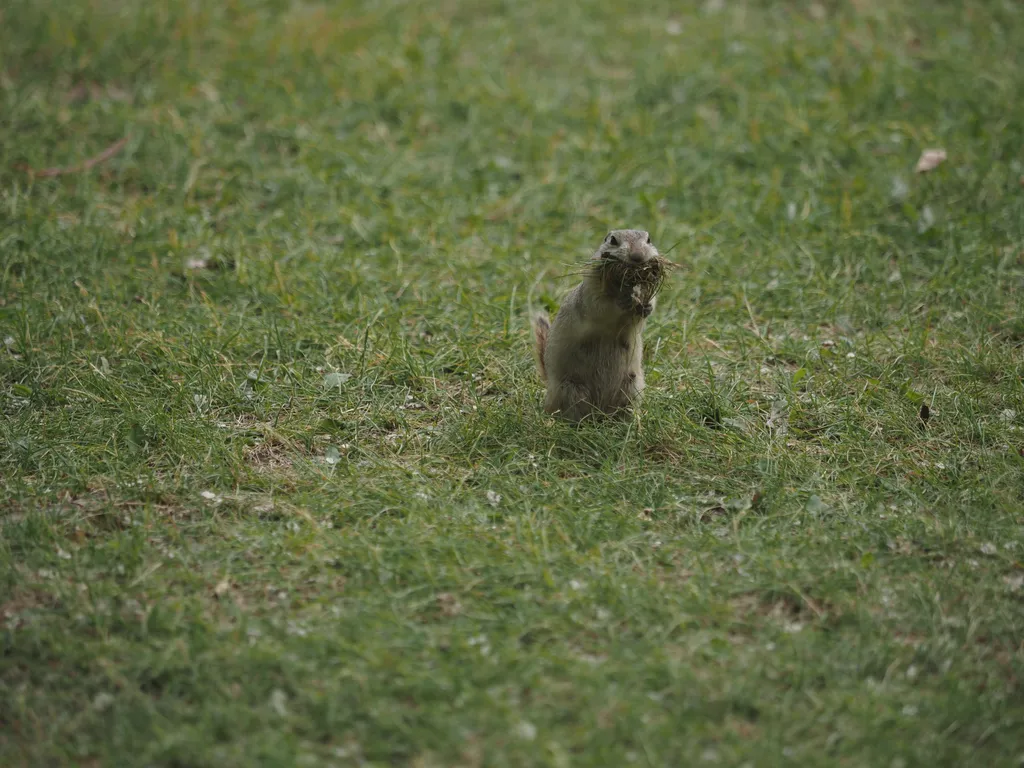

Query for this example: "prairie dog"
[533,229,664,421]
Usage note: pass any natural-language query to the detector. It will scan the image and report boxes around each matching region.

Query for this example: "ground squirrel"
[533,229,666,421]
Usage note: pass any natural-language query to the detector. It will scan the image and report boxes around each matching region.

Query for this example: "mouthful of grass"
[595,255,673,313]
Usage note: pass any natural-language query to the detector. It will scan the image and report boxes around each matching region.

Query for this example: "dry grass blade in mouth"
[596,255,673,310]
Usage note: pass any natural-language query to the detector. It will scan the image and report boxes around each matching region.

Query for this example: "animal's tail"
[533,313,550,381]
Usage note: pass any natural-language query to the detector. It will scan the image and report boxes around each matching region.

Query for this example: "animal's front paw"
[638,302,654,318]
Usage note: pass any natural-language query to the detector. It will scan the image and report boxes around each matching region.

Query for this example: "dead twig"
[19,137,128,178]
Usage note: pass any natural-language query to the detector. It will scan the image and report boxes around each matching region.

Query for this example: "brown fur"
[536,229,665,421]
[533,313,550,381]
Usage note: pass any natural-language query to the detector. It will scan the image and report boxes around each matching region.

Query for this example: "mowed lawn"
[2,0,1024,765]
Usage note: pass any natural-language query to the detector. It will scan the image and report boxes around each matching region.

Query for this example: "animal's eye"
[607,235,619,247]
[646,234,651,244]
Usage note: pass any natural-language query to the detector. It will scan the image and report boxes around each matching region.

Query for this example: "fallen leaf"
[323,372,352,388]
[269,689,289,717]
[914,148,946,173]
[1003,573,1024,592]
[890,176,909,201]
[806,495,826,514]
[436,592,462,617]
[917,205,936,233]
[515,721,537,741]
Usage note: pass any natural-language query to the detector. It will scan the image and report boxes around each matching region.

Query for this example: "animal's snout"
[629,249,649,263]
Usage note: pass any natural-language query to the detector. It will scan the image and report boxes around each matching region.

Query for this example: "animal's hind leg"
[602,370,643,417]
[621,368,644,404]
[544,380,596,422]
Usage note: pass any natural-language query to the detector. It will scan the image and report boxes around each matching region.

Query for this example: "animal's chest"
[576,330,640,392]
[577,332,637,365]
[587,333,641,408]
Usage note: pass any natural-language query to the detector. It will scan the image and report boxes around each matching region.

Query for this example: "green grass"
[2,0,1024,765]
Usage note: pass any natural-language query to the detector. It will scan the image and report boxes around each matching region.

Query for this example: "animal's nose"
[629,250,648,263]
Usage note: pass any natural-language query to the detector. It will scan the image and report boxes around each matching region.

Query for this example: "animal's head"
[593,229,659,264]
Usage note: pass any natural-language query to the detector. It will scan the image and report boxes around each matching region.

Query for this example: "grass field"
[2,0,1024,765]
